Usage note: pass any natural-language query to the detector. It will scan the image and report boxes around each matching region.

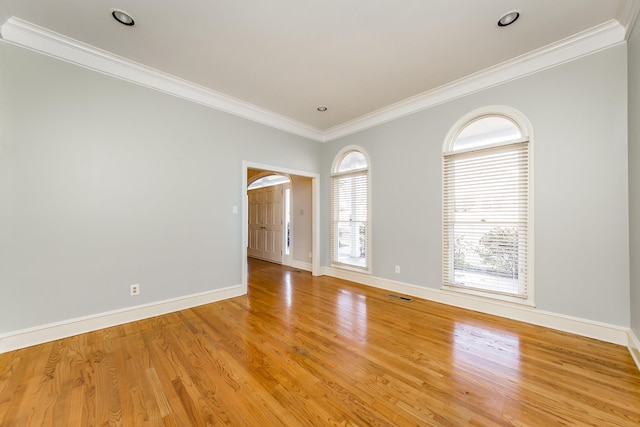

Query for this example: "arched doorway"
[247,172,291,263]
[241,161,320,288]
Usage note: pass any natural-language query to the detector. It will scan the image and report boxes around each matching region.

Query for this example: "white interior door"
[247,184,283,263]
[247,189,265,259]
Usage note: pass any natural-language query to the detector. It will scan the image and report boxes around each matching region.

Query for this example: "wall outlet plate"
[130,283,140,296]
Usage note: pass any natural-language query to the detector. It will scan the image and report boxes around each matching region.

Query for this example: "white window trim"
[331,145,372,274]
[442,105,535,307]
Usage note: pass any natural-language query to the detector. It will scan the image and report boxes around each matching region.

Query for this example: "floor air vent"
[388,294,413,302]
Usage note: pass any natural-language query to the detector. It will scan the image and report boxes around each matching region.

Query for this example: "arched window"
[248,174,290,190]
[443,106,533,305]
[331,147,370,272]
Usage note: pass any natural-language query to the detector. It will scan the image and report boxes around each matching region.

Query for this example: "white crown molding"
[321,19,627,142]
[0,284,245,354]
[321,266,630,346]
[0,17,323,141]
[0,15,632,143]
[617,0,640,37]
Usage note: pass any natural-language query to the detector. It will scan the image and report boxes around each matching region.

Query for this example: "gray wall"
[1,36,633,335]
[629,20,640,337]
[322,44,630,327]
[0,41,321,333]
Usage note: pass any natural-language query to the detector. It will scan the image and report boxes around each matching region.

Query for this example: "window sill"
[441,285,535,308]
[331,264,371,275]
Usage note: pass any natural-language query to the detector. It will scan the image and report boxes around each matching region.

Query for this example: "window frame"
[330,146,372,273]
[442,106,534,306]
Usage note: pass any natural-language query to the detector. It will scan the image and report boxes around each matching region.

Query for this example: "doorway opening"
[241,161,320,289]
[247,172,291,264]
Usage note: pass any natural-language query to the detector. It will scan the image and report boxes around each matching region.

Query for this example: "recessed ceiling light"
[497,11,520,27]
[112,9,135,26]
[317,106,328,112]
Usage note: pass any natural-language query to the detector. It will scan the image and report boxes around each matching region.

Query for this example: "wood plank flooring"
[1,259,639,426]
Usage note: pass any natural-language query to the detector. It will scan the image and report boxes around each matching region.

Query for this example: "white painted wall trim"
[0,284,245,354]
[322,20,627,141]
[629,329,640,372]
[285,260,313,272]
[321,266,630,346]
[0,18,321,141]
[618,0,640,37]
[0,16,634,143]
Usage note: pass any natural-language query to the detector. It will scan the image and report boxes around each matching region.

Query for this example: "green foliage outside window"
[454,227,519,278]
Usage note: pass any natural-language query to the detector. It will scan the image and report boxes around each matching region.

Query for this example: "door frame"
[242,161,320,289]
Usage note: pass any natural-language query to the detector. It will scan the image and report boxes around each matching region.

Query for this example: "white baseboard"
[629,329,640,372]
[0,284,245,354]
[285,259,312,272]
[4,271,637,372]
[321,267,629,346]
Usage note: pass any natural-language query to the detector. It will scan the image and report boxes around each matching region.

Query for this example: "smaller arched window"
[443,107,533,305]
[331,147,370,272]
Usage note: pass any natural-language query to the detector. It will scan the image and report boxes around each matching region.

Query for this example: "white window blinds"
[443,140,529,298]
[331,169,369,270]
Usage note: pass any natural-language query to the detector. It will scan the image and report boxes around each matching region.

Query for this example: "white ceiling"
[0,1,638,141]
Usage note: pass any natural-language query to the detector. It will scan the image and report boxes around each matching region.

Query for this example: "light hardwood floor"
[1,259,639,426]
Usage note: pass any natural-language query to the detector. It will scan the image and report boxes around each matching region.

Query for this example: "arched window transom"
[451,115,523,152]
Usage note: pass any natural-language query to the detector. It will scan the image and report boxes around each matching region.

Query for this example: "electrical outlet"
[395,265,401,274]
[309,252,312,259]
[130,283,140,296]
